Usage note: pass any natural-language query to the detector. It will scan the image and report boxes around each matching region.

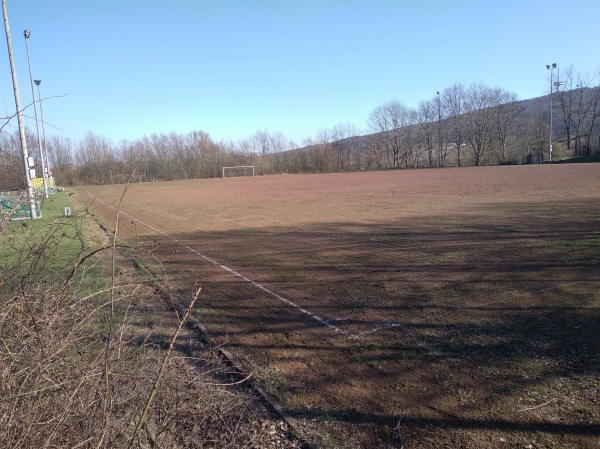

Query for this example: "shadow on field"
[120,199,600,446]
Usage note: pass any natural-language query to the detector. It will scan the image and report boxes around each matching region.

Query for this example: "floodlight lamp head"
[552,63,557,69]
[24,29,30,39]
[34,79,41,85]
[546,65,550,69]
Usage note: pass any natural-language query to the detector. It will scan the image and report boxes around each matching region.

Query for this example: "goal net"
[222,166,255,178]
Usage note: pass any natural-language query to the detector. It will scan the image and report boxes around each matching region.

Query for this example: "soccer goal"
[222,165,255,178]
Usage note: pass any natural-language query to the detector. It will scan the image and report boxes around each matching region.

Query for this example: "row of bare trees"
[0,130,51,190]
[554,65,600,156]
[0,133,22,189]
[1,73,599,188]
[357,83,536,168]
[366,83,524,168]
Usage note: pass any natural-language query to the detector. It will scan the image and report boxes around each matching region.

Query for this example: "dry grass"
[0,192,299,449]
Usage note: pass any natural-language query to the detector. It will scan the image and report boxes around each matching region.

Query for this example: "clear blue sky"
[2,0,599,146]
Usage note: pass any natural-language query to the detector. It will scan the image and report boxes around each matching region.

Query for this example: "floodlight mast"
[2,0,37,219]
[35,79,50,184]
[436,91,442,167]
[25,28,49,198]
[546,62,562,163]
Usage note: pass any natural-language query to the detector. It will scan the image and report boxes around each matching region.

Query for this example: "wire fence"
[0,192,41,219]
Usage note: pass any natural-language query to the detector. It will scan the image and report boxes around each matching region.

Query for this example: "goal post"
[222,165,255,178]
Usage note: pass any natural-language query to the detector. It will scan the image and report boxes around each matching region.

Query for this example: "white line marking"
[93,198,355,335]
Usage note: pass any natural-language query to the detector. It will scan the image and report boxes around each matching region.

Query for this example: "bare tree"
[555,65,578,152]
[443,83,466,167]
[524,109,548,163]
[367,100,413,168]
[301,134,333,173]
[327,122,361,171]
[0,131,24,189]
[579,76,600,155]
[555,66,600,156]
[147,133,175,180]
[182,130,222,178]
[47,135,77,185]
[248,130,290,174]
[75,132,116,185]
[493,89,522,163]
[251,130,271,157]
[464,84,502,166]
[416,99,439,167]
[403,109,422,168]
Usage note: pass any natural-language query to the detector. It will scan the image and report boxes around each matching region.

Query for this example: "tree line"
[1,72,600,188]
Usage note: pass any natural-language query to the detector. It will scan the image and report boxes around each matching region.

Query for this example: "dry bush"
[0,203,298,448]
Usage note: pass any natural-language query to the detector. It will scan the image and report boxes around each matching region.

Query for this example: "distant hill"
[289,86,600,168]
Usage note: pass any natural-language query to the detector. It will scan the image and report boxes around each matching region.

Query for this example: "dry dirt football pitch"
[77,165,600,448]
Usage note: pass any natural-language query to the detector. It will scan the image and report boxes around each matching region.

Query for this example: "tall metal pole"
[437,91,442,167]
[546,63,557,163]
[2,0,37,219]
[35,79,50,188]
[549,67,553,163]
[24,29,48,198]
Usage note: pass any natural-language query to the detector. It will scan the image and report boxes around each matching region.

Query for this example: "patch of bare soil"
[77,165,600,448]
